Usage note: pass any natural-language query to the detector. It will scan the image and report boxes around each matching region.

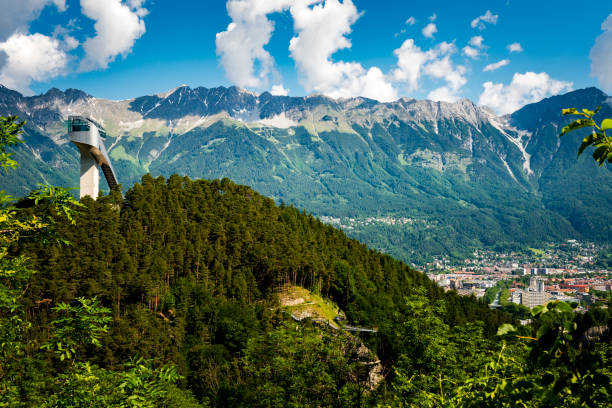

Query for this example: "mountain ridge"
[0,84,610,262]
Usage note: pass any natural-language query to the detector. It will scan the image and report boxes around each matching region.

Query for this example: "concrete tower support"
[77,144,100,199]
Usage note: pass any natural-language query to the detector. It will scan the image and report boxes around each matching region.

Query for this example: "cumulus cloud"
[52,25,79,51]
[424,55,467,101]
[471,10,498,30]
[393,40,466,102]
[393,39,429,90]
[0,33,69,95]
[422,23,437,38]
[507,42,523,53]
[462,46,479,58]
[289,0,396,101]
[0,0,66,41]
[216,0,295,89]
[428,86,457,102]
[589,14,612,93]
[462,36,485,59]
[469,36,484,48]
[79,0,148,71]
[478,72,573,115]
[270,84,289,96]
[406,16,416,25]
[483,59,509,72]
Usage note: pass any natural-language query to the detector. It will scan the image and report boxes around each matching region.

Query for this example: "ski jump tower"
[68,116,120,199]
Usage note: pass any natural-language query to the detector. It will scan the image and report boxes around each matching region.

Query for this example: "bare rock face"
[351,337,384,391]
[278,285,384,390]
[579,325,610,347]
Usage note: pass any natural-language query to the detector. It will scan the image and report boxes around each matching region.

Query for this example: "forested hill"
[21,174,505,328]
[16,174,511,405]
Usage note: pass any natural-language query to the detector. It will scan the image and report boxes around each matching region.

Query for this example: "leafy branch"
[0,116,24,173]
[560,107,612,165]
[41,297,112,362]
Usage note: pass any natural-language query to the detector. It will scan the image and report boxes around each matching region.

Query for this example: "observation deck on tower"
[68,116,120,199]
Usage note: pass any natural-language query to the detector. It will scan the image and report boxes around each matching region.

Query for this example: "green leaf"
[561,119,595,137]
[601,118,612,131]
[552,301,573,313]
[531,304,545,316]
[496,323,515,336]
[562,108,578,115]
[593,145,609,165]
[582,108,596,116]
[577,133,600,156]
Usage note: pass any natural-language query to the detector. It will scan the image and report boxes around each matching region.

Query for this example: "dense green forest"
[1,116,611,406]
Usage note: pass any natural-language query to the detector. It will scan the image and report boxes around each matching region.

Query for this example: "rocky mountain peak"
[509,87,610,130]
[0,84,23,98]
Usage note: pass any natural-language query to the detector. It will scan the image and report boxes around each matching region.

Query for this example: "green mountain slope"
[1,85,610,262]
[510,87,612,242]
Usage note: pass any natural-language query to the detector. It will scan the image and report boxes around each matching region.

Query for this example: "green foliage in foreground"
[561,107,612,165]
[388,299,611,407]
[0,116,24,173]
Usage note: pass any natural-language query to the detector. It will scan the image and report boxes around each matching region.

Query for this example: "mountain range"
[1,84,610,262]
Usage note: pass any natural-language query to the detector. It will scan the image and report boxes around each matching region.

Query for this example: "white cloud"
[478,71,573,115]
[429,13,437,22]
[288,0,396,102]
[483,59,509,72]
[52,25,79,51]
[428,86,457,102]
[590,14,612,93]
[394,29,406,37]
[393,40,466,101]
[0,33,69,95]
[270,84,289,96]
[63,34,79,51]
[215,0,295,89]
[79,0,148,71]
[463,36,485,58]
[423,55,466,100]
[0,0,66,41]
[406,16,416,25]
[393,39,429,90]
[462,46,479,59]
[422,23,437,38]
[507,42,523,53]
[471,10,498,30]
[469,36,484,48]
[437,41,456,54]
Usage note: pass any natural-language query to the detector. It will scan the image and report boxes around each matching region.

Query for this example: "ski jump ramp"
[68,116,120,199]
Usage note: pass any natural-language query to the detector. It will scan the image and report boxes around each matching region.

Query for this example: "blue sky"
[0,0,610,114]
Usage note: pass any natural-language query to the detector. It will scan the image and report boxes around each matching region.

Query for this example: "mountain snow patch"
[257,112,297,129]
[485,111,534,176]
[119,119,144,132]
